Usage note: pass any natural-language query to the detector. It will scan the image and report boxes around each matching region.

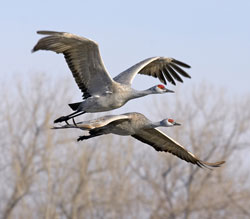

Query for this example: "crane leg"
[54,111,86,123]
[72,118,77,127]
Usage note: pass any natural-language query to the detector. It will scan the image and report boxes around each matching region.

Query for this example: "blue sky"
[1,0,250,96]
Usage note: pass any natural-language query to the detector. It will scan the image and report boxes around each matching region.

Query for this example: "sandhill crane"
[53,113,225,168]
[32,31,191,123]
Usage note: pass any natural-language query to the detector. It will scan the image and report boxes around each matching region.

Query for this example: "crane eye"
[157,84,165,89]
[168,118,174,123]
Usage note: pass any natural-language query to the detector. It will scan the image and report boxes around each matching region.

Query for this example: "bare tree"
[1,74,250,219]
[0,73,141,219]
[131,84,250,219]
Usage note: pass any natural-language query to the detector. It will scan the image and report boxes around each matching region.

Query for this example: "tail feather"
[68,102,82,111]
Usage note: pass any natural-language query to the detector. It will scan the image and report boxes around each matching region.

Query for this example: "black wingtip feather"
[31,46,38,53]
[162,68,176,85]
[166,65,184,83]
[172,59,191,68]
[36,30,65,35]
[156,70,167,85]
[170,63,192,79]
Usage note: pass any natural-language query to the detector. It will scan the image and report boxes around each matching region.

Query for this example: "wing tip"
[31,45,38,53]
[199,160,226,169]
[171,58,191,69]
[36,30,64,35]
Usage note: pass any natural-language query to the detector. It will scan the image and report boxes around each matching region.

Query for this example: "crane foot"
[54,116,68,123]
[77,135,90,141]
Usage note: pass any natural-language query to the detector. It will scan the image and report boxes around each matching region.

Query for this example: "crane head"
[160,118,181,127]
[153,84,174,93]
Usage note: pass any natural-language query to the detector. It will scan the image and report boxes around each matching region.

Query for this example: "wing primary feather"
[171,59,191,68]
[166,65,183,83]
[156,70,167,84]
[162,67,176,85]
[169,63,191,78]
[37,30,66,35]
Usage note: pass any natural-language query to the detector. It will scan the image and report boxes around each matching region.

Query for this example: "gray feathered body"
[93,113,151,135]
[77,84,154,112]
[77,84,136,112]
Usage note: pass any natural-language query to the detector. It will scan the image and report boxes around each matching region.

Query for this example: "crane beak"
[173,122,181,126]
[164,88,175,93]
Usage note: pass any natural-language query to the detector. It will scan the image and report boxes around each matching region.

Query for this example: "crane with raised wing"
[32,31,191,124]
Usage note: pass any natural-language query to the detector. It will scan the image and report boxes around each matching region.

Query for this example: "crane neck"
[132,88,154,99]
[147,120,171,128]
[148,121,162,128]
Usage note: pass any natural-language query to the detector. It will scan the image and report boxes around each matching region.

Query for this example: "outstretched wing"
[132,128,225,168]
[32,31,114,99]
[114,57,191,85]
[53,114,130,130]
[78,114,130,130]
